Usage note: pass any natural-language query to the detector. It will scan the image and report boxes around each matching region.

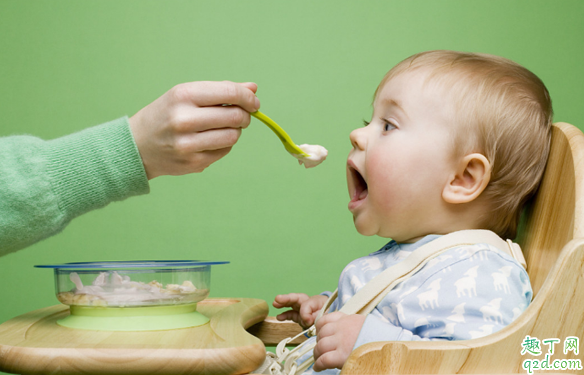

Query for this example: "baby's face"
[346,69,458,242]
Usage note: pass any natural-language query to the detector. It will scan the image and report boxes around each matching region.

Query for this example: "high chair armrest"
[342,340,471,374]
[247,317,307,346]
[342,340,580,375]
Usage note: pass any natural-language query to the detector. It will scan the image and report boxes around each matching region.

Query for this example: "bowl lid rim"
[34,260,229,269]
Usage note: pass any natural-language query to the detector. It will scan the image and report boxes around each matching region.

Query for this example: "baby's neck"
[392,199,491,244]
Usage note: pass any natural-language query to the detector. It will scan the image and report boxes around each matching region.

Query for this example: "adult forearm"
[0,117,149,256]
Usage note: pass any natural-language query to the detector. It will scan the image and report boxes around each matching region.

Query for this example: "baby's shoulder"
[444,242,522,265]
[418,242,529,281]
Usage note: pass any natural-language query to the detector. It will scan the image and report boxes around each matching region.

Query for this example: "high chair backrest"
[516,122,584,296]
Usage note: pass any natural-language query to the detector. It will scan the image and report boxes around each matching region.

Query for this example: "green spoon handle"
[251,111,308,157]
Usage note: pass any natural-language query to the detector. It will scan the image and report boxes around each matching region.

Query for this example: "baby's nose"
[350,128,367,150]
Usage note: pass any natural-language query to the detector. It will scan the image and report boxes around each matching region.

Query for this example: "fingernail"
[254,97,260,111]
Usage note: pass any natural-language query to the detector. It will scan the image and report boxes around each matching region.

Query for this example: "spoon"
[251,111,309,157]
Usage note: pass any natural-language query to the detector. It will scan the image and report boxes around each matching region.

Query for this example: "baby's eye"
[362,119,371,127]
[384,121,397,131]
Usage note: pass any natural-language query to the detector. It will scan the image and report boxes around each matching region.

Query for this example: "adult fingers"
[172,105,252,133]
[174,128,242,153]
[173,81,260,113]
[237,82,258,94]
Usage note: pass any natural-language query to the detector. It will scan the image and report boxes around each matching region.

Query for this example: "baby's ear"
[442,153,491,204]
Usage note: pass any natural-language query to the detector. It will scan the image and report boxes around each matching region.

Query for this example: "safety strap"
[262,230,525,375]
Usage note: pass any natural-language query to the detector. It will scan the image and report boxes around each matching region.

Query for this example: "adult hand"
[313,312,366,371]
[273,293,329,329]
[129,81,260,179]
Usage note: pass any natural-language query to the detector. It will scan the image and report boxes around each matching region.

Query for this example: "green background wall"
[0,0,583,368]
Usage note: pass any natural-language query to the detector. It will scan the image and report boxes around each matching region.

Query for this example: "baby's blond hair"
[375,50,552,239]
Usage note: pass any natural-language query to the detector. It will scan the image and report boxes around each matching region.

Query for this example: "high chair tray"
[0,298,268,375]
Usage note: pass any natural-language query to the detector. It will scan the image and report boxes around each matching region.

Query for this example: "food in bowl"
[35,260,228,308]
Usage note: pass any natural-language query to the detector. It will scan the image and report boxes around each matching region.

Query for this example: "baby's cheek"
[367,152,394,184]
[368,156,406,202]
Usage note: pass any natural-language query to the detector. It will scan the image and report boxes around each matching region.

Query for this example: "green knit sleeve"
[0,117,149,257]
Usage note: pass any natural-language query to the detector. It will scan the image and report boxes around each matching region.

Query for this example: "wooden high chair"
[250,122,584,375]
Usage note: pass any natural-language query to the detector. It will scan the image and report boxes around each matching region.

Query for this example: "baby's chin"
[352,217,379,237]
[353,217,400,239]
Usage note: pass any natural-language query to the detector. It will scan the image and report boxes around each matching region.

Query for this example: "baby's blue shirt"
[300,234,532,375]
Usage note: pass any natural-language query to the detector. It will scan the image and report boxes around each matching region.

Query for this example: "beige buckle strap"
[507,239,527,268]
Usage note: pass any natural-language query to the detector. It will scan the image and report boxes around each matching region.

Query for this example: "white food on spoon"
[294,144,328,168]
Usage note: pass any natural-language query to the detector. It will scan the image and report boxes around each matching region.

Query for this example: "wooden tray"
[0,298,268,375]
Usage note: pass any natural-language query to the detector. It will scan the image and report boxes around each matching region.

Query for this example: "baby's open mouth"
[348,164,368,203]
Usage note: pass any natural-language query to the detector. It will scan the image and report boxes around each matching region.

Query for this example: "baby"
[273,50,552,374]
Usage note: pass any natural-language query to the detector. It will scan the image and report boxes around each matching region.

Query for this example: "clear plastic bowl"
[35,260,228,308]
